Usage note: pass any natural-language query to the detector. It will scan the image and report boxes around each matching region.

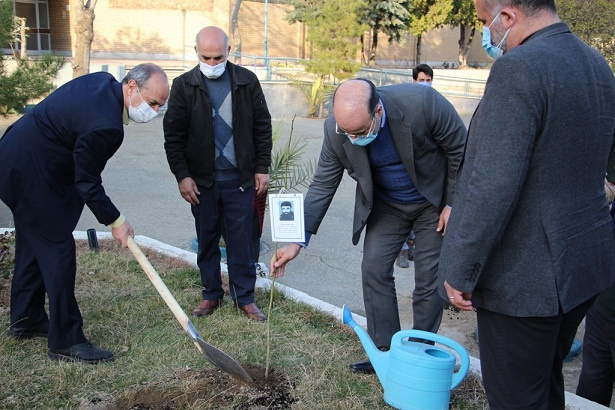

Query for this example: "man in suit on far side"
[439,0,615,407]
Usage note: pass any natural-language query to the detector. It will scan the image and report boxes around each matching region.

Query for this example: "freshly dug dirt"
[117,365,295,410]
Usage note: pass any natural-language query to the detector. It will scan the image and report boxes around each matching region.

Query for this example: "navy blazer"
[304,84,467,245]
[0,72,125,240]
[439,23,615,317]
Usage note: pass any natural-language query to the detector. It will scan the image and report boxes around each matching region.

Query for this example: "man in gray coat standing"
[439,0,615,407]
[273,78,466,374]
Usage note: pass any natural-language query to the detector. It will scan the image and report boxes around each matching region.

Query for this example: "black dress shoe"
[8,323,49,339]
[349,359,375,374]
[48,342,114,364]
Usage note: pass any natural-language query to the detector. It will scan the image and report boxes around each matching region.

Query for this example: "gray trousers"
[361,198,444,349]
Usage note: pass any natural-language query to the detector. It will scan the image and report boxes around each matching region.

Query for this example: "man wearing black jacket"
[164,26,272,322]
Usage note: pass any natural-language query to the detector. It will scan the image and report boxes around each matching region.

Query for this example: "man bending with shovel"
[0,63,169,363]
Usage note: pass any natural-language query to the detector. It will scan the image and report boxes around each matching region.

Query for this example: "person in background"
[164,26,272,322]
[272,78,466,374]
[576,278,615,406]
[439,0,615,407]
[412,64,434,85]
[576,168,615,407]
[0,63,170,363]
[396,63,436,269]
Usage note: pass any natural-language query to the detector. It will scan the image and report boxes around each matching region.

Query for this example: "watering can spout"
[342,305,388,386]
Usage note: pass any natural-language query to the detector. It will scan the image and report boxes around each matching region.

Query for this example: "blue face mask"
[347,132,378,146]
[417,81,432,87]
[482,26,503,60]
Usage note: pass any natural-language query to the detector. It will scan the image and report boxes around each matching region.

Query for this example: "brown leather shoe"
[235,302,267,322]
[192,299,223,317]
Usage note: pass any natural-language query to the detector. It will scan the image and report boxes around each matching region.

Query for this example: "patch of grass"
[0,239,487,409]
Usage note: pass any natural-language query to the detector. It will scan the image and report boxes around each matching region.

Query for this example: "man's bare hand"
[444,280,473,311]
[254,173,270,196]
[179,177,200,205]
[270,243,302,277]
[112,220,134,248]
[437,206,452,236]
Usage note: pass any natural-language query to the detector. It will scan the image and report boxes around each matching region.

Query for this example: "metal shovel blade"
[127,237,253,382]
[186,321,253,382]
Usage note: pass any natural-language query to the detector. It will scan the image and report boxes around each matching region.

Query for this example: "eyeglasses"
[336,114,377,139]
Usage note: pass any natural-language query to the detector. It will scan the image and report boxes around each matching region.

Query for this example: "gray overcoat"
[439,23,615,317]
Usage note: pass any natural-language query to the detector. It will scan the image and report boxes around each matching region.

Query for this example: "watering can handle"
[392,329,470,390]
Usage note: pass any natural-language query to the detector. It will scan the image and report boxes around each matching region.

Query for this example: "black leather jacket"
[163,62,272,189]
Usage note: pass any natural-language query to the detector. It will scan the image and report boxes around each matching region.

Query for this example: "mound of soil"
[118,365,294,410]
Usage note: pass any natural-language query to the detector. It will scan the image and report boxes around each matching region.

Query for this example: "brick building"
[4,0,491,68]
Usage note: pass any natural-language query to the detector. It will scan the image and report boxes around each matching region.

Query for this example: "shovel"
[126,236,253,382]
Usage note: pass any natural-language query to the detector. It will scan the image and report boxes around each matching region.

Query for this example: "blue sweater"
[367,120,426,204]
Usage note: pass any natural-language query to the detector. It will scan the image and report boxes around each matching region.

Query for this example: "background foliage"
[0,0,64,116]
[556,0,615,70]
[283,0,613,70]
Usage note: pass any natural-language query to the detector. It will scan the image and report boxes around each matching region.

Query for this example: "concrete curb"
[1,228,608,409]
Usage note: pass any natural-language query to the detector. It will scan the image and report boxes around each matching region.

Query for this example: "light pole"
[264,0,271,80]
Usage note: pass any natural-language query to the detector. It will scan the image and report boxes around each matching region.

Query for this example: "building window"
[14,0,50,53]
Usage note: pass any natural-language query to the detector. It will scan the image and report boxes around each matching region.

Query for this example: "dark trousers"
[222,190,266,261]
[10,219,87,349]
[576,304,615,406]
[361,198,444,349]
[192,179,256,306]
[477,299,593,409]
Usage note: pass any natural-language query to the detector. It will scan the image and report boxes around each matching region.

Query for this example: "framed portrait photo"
[269,193,305,242]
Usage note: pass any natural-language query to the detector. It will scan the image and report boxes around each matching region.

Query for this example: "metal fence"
[181,51,486,100]
[358,68,486,100]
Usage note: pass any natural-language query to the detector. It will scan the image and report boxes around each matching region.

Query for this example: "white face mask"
[199,60,226,79]
[128,87,158,123]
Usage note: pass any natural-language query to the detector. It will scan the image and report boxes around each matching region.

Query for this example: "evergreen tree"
[303,0,365,81]
[284,0,365,117]
[285,0,324,24]
[360,0,411,66]
[0,0,64,116]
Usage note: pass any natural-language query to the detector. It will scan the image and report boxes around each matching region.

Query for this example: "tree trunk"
[369,29,378,67]
[458,25,466,68]
[360,34,366,65]
[70,0,96,78]
[457,25,476,68]
[416,35,422,65]
[231,0,242,65]
[17,18,27,58]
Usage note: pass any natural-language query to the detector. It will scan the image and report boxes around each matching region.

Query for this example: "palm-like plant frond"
[268,120,317,194]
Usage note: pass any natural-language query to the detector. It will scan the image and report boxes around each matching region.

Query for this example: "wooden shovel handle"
[127,236,190,332]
